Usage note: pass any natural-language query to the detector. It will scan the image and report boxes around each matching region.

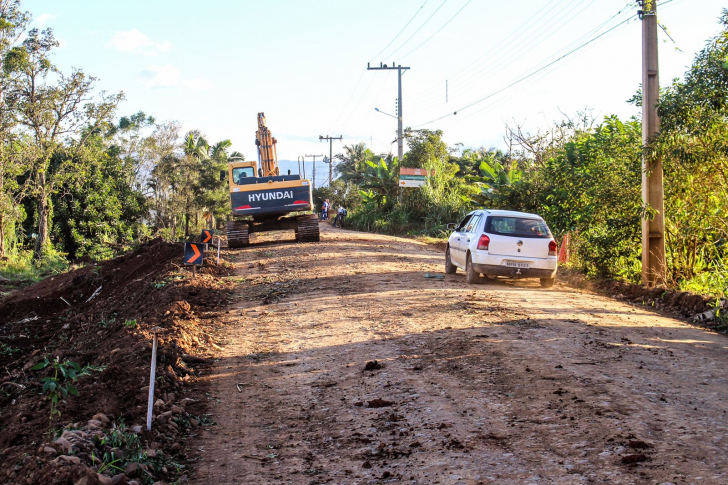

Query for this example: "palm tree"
[336,142,370,184]
[179,132,209,235]
[199,139,232,228]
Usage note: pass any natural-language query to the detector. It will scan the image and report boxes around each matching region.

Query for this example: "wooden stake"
[146,328,162,431]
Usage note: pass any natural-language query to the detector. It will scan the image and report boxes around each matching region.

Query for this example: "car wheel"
[445,247,457,274]
[465,254,480,284]
[540,277,555,288]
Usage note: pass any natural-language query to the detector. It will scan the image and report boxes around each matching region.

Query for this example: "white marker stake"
[217,237,221,264]
[146,330,160,431]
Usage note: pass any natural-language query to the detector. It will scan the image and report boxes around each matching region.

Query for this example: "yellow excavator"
[225,113,319,247]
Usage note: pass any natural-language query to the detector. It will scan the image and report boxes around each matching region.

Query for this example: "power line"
[335,0,676,136]
[323,1,431,136]
[430,0,597,105]
[407,0,631,115]
[404,0,675,107]
[455,17,629,125]
[405,0,566,102]
[414,13,637,127]
[407,0,600,114]
[399,0,473,60]
[435,1,650,126]
[383,0,449,60]
[369,0,430,62]
[445,0,625,104]
[321,71,366,135]
[339,69,392,133]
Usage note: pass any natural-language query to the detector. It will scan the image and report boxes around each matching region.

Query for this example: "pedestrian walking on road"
[321,199,330,221]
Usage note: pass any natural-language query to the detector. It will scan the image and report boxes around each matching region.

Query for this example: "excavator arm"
[255,112,279,177]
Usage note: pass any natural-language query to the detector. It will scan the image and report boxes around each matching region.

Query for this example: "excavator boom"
[256,113,279,177]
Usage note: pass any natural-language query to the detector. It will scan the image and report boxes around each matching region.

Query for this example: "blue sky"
[25,0,727,164]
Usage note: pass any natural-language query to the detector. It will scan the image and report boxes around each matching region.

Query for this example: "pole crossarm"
[318,136,343,186]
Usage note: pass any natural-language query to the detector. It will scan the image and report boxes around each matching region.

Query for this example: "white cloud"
[107,29,172,56]
[139,65,213,90]
[36,13,56,27]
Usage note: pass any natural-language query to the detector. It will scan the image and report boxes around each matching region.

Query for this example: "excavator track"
[226,220,250,248]
[295,215,320,243]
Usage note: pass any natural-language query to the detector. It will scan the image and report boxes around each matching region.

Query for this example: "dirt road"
[191,225,728,485]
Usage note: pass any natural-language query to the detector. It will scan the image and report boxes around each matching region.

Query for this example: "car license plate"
[504,260,530,268]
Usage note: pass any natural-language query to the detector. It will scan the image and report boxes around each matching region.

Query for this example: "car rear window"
[485,216,552,238]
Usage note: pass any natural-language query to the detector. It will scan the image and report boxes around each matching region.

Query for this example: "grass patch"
[0,249,70,283]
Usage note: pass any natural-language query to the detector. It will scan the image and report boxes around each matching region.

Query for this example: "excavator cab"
[232,165,255,184]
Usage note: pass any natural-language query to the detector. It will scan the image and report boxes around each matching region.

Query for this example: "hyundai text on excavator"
[225,113,320,247]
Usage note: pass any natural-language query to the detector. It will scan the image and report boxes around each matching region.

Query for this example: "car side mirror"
[446,223,456,230]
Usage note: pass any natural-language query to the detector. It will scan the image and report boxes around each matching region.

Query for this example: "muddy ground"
[0,238,234,484]
[191,224,728,485]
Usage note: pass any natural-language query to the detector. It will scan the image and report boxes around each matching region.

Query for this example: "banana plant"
[466,151,522,207]
[360,156,400,208]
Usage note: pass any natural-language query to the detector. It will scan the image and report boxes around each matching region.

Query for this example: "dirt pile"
[557,268,726,331]
[0,238,233,484]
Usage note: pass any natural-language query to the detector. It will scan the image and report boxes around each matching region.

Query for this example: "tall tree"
[180,131,208,236]
[649,10,728,282]
[335,142,371,184]
[403,128,450,168]
[6,28,123,259]
[0,0,29,257]
[198,139,231,227]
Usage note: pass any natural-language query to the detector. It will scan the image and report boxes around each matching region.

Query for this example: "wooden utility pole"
[367,62,410,162]
[639,0,665,286]
[318,136,342,186]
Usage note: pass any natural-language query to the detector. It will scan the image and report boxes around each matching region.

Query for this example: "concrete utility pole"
[367,62,410,162]
[639,0,665,286]
[318,136,342,186]
[305,154,324,189]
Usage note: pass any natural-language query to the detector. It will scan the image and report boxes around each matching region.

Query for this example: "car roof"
[470,209,544,219]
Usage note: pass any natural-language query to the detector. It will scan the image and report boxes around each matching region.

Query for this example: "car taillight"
[549,240,557,256]
[477,234,490,250]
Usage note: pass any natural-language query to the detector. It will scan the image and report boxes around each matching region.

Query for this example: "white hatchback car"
[445,209,558,287]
